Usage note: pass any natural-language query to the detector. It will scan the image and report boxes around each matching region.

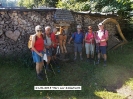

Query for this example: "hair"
[88,26,92,29]
[45,26,51,31]
[77,25,82,28]
[35,25,42,32]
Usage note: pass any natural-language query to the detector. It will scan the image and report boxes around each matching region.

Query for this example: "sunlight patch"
[95,90,125,99]
[125,78,133,90]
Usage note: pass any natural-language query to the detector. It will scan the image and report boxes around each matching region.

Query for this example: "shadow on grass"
[1,42,133,98]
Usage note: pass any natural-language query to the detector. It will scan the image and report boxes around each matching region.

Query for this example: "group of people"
[68,23,108,66]
[31,23,108,80]
[31,25,59,80]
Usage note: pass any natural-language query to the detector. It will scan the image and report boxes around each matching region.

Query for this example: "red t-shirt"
[34,36,44,51]
[51,32,57,48]
[85,32,94,44]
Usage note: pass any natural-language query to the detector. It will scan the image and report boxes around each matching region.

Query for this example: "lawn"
[0,41,133,99]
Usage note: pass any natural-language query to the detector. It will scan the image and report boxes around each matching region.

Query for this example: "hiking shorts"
[99,46,107,54]
[74,43,82,52]
[85,43,95,55]
[46,48,52,56]
[32,51,44,63]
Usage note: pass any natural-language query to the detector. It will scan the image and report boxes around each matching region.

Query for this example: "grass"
[0,41,133,99]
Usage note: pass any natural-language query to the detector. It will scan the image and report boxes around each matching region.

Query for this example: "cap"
[77,25,81,28]
[98,23,103,26]
[35,25,42,31]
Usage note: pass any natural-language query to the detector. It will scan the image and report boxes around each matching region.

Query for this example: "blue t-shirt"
[72,32,84,44]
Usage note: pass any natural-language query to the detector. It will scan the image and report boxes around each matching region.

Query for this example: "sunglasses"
[37,30,42,32]
[88,28,92,30]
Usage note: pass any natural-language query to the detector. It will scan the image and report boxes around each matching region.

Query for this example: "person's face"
[45,28,51,34]
[77,28,81,32]
[88,27,92,32]
[36,30,42,34]
[98,25,104,30]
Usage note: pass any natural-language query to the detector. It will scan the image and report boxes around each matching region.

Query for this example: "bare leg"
[46,56,52,71]
[36,62,40,74]
[59,40,64,53]
[63,40,67,53]
[36,62,43,80]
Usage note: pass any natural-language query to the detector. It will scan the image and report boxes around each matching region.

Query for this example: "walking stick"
[50,64,56,75]
[44,65,49,83]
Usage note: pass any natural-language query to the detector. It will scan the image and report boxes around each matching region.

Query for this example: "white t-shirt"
[44,35,52,46]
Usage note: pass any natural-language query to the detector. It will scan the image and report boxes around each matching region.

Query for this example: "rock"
[5,30,21,41]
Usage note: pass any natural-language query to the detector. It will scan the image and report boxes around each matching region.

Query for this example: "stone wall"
[0,9,120,56]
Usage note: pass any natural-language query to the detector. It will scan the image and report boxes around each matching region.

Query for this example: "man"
[44,26,52,71]
[51,28,58,60]
[68,25,84,60]
[95,23,109,66]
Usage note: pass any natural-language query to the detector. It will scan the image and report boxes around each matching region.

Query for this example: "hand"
[44,49,46,52]
[90,39,92,42]
[96,40,100,43]
[39,53,43,57]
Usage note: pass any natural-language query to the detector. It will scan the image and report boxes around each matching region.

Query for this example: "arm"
[68,37,73,44]
[100,30,108,42]
[84,34,90,42]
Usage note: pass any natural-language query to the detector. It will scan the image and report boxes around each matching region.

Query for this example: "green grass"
[1,41,133,99]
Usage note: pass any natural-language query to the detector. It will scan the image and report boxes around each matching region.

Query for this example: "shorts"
[32,51,44,63]
[99,46,107,54]
[46,48,52,56]
[74,43,82,52]
[52,47,57,56]
[85,43,95,55]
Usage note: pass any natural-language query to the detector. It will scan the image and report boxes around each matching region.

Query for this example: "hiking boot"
[45,65,52,72]
[95,61,99,65]
[87,58,90,62]
[80,57,83,61]
[37,74,43,80]
[74,57,77,61]
[103,62,107,67]
[40,70,45,77]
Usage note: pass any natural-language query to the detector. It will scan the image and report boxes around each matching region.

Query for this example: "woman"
[85,26,95,62]
[44,26,52,71]
[31,25,45,80]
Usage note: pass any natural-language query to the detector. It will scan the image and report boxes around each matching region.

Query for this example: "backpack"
[103,30,108,46]
[28,34,44,49]
[73,32,84,39]
[85,32,95,39]
[73,32,84,43]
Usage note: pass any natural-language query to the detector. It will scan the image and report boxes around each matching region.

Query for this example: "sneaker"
[74,57,77,61]
[37,74,43,80]
[45,65,52,72]
[80,57,83,61]
[40,71,45,77]
[103,63,107,67]
[86,58,90,62]
[95,61,99,65]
